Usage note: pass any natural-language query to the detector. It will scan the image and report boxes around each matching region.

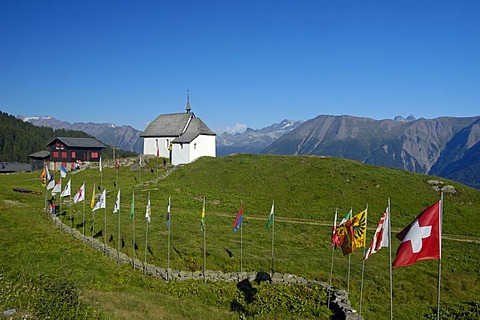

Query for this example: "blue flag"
[60,164,68,178]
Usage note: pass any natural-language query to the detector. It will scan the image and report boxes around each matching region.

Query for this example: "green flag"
[339,208,352,226]
[129,191,135,220]
[266,201,274,230]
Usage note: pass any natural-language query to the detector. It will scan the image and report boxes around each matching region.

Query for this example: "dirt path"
[212,211,480,244]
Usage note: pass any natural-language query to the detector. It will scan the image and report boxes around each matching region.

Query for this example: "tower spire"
[186,89,191,114]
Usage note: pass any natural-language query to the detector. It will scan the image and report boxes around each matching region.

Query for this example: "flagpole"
[347,208,352,296]
[139,156,142,182]
[359,204,368,315]
[240,201,243,273]
[104,194,107,254]
[117,192,121,263]
[58,185,62,229]
[82,182,85,235]
[437,192,443,319]
[69,188,72,233]
[155,140,159,179]
[203,197,207,284]
[132,191,135,270]
[388,198,393,320]
[116,162,119,190]
[347,253,351,295]
[167,196,171,281]
[144,214,149,274]
[100,156,103,188]
[43,164,48,215]
[327,208,337,308]
[91,183,95,236]
[271,200,275,274]
[44,184,48,215]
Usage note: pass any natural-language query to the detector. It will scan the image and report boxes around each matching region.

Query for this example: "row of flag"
[231,202,275,233]
[42,163,441,269]
[40,162,444,318]
[40,165,152,222]
[331,201,441,268]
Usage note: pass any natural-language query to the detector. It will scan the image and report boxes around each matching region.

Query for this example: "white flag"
[145,193,151,223]
[51,178,62,196]
[93,189,106,211]
[113,189,121,214]
[364,207,390,260]
[46,169,55,190]
[60,179,71,198]
[73,183,85,204]
[99,156,102,172]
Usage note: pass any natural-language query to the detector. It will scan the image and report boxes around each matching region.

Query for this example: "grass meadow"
[0,154,479,319]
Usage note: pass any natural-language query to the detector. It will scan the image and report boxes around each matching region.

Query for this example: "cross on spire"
[186,89,191,113]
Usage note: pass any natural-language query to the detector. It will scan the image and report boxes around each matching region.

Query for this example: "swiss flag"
[393,201,441,268]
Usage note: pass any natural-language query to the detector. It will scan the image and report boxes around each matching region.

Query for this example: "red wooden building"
[46,137,105,170]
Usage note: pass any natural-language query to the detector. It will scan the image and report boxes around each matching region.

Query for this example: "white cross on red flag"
[393,201,441,267]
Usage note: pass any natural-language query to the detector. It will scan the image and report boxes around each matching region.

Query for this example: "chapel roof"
[141,113,216,140]
[172,118,216,143]
[141,113,192,137]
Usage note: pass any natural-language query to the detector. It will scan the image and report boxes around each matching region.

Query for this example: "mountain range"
[263,115,480,189]
[19,114,480,189]
[19,116,144,154]
[216,119,304,156]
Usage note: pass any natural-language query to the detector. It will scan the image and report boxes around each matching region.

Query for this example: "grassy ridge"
[1,154,479,319]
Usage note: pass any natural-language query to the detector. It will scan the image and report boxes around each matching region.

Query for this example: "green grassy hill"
[0,154,479,319]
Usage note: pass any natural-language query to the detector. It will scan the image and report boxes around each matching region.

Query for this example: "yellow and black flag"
[336,209,367,255]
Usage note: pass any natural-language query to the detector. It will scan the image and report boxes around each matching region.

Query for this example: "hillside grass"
[1,154,479,319]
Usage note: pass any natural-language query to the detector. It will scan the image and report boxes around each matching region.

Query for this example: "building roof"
[172,118,216,143]
[141,113,192,137]
[46,137,106,148]
[141,113,216,141]
[29,151,50,159]
[0,162,32,173]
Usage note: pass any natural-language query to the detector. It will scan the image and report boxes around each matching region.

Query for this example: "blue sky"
[1,1,479,133]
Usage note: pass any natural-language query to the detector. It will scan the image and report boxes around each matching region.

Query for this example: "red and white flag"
[331,212,340,247]
[73,183,85,204]
[364,208,390,260]
[51,178,62,196]
[393,201,441,268]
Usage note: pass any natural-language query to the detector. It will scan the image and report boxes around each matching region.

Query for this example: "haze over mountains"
[20,116,144,154]
[19,114,480,189]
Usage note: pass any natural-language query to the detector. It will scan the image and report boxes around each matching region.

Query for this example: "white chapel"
[141,96,216,165]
